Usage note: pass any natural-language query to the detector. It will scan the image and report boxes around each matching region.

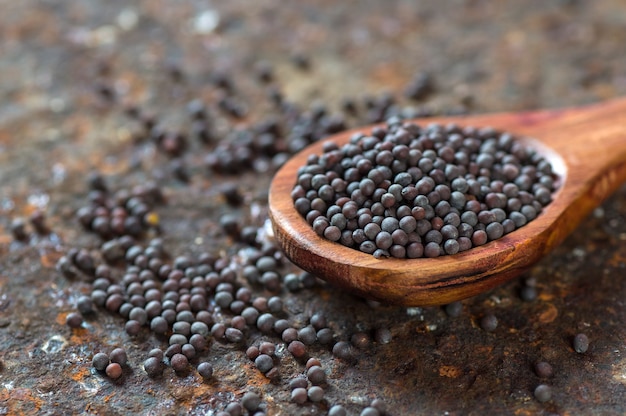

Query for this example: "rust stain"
[475,345,494,355]
[71,365,91,382]
[40,251,63,268]
[239,364,272,389]
[69,328,90,344]
[538,292,555,301]
[370,62,406,90]
[439,365,462,378]
[538,303,558,324]
[513,409,537,416]
[0,387,44,412]
[55,312,68,326]
[608,249,626,268]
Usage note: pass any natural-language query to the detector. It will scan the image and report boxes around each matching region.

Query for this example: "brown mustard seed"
[66,312,83,329]
[92,352,110,371]
[573,333,589,353]
[197,362,214,380]
[109,348,128,366]
[143,357,163,378]
[480,313,498,332]
[293,122,557,258]
[105,362,123,379]
[533,384,552,403]
[170,353,189,373]
[291,387,308,404]
[534,361,553,378]
[287,340,307,358]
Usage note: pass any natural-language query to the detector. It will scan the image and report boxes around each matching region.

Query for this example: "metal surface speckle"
[0,1,625,415]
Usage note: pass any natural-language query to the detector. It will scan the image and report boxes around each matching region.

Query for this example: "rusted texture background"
[0,1,625,415]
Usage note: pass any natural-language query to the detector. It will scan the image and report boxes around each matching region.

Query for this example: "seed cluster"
[60,173,396,412]
[50,62,434,416]
[293,121,557,258]
[91,349,127,380]
[26,42,584,413]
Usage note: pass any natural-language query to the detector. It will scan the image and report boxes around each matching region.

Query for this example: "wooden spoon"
[268,98,626,306]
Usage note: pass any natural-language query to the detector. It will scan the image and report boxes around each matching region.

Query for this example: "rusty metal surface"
[0,1,625,415]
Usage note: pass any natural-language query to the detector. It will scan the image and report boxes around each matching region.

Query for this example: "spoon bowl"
[269,98,626,306]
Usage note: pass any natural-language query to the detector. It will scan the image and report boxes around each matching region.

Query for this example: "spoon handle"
[467,98,626,261]
[463,98,626,206]
[521,97,626,196]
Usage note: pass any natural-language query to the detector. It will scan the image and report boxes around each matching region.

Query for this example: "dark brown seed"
[308,386,324,402]
[191,321,209,336]
[259,342,275,356]
[360,407,381,416]
[10,218,29,241]
[148,348,163,361]
[520,285,537,302]
[291,387,308,404]
[211,323,226,339]
[252,297,268,312]
[223,403,243,416]
[173,321,191,336]
[573,333,589,353]
[66,312,83,329]
[189,334,208,352]
[287,341,307,358]
[289,376,308,391]
[165,344,182,358]
[110,348,127,366]
[197,362,213,380]
[169,333,188,346]
[306,357,321,369]
[298,326,317,345]
[480,314,498,332]
[332,341,354,361]
[533,384,552,402]
[282,328,298,343]
[105,363,123,379]
[444,301,463,317]
[170,353,189,373]
[150,317,168,334]
[246,346,260,361]
[351,332,370,350]
[273,319,290,335]
[310,313,326,330]
[370,399,386,414]
[241,392,262,412]
[306,365,326,385]
[254,354,273,373]
[105,294,124,313]
[225,327,244,343]
[129,307,147,325]
[144,357,163,378]
[29,210,50,234]
[256,313,275,333]
[328,405,347,416]
[92,352,110,371]
[179,343,194,359]
[534,361,553,378]
[374,328,391,344]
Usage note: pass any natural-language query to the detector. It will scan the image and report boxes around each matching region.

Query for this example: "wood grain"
[269,98,626,306]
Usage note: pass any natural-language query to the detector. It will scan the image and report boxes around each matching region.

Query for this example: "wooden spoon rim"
[270,98,626,305]
[268,122,570,297]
